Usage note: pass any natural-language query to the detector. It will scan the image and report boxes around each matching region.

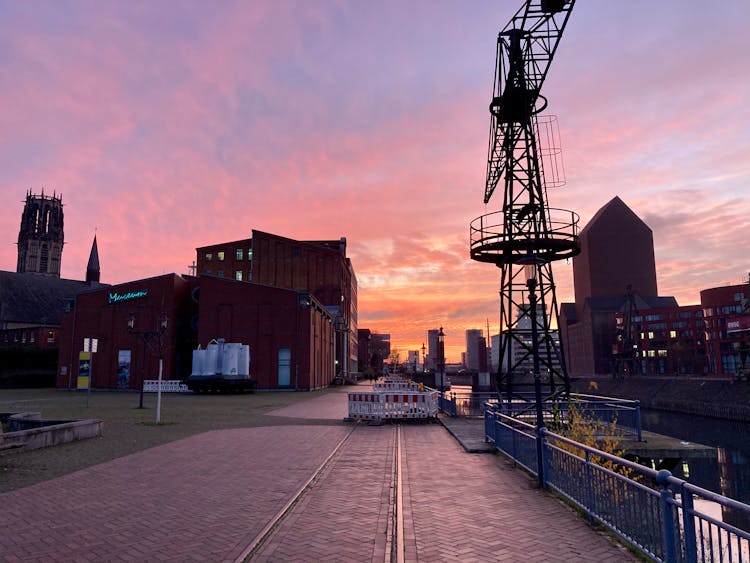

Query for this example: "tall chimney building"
[560,197,677,375]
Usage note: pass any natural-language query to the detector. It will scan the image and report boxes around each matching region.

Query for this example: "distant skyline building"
[407,350,420,372]
[465,329,484,371]
[490,333,501,374]
[426,329,440,371]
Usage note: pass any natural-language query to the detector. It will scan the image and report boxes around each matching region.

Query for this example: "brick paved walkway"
[1,387,636,562]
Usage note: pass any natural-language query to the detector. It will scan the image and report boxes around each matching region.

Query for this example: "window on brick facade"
[235,270,243,281]
[205,252,213,261]
[235,249,243,260]
[217,270,224,278]
[218,251,225,261]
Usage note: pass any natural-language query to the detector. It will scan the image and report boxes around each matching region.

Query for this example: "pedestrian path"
[0,385,635,562]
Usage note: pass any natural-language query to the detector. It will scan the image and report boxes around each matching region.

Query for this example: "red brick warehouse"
[58,229,354,391]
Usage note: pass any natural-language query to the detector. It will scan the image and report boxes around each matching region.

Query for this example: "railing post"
[657,469,678,563]
[536,426,547,489]
[451,392,457,418]
[538,427,547,489]
[634,400,643,442]
[484,405,493,442]
[584,449,595,521]
[680,484,698,563]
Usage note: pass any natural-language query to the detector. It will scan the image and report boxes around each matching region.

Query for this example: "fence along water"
[484,404,750,562]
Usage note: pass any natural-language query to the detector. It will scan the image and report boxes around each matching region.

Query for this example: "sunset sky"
[1,1,748,362]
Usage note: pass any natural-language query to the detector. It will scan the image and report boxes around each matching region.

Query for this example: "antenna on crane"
[470,0,580,408]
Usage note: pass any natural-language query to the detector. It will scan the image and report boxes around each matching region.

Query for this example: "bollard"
[656,469,678,563]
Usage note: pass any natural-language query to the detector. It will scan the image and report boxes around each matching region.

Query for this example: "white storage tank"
[222,343,240,378]
[238,345,250,376]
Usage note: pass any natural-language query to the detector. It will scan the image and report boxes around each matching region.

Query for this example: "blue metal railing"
[452,390,642,440]
[567,393,642,442]
[484,404,750,562]
[437,392,457,417]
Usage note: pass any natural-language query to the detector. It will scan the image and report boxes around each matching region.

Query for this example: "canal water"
[639,408,750,535]
[641,408,750,505]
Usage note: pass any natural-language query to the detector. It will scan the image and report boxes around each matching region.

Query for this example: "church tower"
[16,190,64,277]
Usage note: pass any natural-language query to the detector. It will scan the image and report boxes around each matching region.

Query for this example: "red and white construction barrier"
[372,380,420,392]
[381,392,438,419]
[143,380,190,393]
[348,389,438,421]
[347,392,383,421]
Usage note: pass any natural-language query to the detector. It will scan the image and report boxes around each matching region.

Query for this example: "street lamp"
[518,250,547,487]
[437,326,445,393]
[127,311,168,421]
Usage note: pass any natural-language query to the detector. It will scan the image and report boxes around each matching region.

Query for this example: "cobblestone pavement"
[1,388,636,562]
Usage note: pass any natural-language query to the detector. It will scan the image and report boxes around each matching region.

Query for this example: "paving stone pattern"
[1,387,637,562]
[0,426,350,562]
[400,424,636,562]
[251,426,396,562]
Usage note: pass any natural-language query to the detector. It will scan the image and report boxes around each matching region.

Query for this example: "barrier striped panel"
[143,380,190,393]
[348,392,384,421]
[348,390,438,420]
[380,392,438,419]
[372,381,420,392]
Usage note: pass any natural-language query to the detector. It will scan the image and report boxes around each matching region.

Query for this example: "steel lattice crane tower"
[470,0,580,407]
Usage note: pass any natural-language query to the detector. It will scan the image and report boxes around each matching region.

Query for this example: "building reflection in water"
[641,409,750,532]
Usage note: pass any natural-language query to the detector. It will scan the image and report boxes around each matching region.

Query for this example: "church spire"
[86,235,100,283]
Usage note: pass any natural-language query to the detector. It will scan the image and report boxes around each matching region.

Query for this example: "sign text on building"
[108,290,148,305]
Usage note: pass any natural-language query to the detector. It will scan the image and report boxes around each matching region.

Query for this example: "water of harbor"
[641,408,750,503]
[454,384,749,503]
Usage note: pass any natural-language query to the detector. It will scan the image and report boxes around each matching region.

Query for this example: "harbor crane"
[470,0,580,407]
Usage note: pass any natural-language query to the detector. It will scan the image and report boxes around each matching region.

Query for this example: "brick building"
[196,230,357,375]
[615,304,706,376]
[560,197,677,376]
[57,273,335,391]
[701,281,750,376]
[560,195,747,378]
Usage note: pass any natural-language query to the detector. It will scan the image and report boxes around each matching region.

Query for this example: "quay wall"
[570,376,750,423]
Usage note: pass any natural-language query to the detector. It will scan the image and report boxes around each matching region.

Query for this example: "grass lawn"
[0,387,342,493]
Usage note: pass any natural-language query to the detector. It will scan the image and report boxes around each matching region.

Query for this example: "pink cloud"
[1,1,748,362]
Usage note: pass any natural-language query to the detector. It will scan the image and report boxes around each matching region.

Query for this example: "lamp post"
[127,312,168,420]
[518,252,546,487]
[437,326,445,393]
[421,342,426,373]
